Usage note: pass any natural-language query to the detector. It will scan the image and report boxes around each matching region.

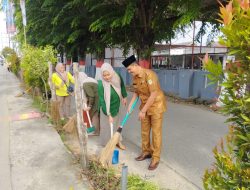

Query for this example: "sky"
[0,11,10,51]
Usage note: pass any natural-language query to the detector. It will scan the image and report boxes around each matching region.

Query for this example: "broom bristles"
[51,100,60,123]
[99,132,121,166]
[63,115,77,133]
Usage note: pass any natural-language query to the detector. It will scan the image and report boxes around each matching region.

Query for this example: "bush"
[8,53,20,75]
[1,47,20,75]
[86,160,161,190]
[203,1,250,189]
[20,45,57,91]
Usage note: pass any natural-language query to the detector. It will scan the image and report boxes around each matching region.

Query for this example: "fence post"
[48,62,56,101]
[73,62,88,169]
[48,62,60,123]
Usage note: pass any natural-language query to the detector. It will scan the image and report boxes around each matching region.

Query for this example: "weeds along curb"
[53,127,162,190]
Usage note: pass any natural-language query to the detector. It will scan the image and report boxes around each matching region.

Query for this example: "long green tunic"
[98,73,127,117]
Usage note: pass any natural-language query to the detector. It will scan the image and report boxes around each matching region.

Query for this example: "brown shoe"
[116,142,126,150]
[135,153,152,161]
[148,160,159,170]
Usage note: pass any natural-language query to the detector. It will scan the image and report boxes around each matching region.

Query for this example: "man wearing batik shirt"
[122,55,167,170]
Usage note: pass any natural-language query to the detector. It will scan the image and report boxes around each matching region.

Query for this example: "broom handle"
[84,103,93,127]
[110,123,113,137]
[121,97,139,127]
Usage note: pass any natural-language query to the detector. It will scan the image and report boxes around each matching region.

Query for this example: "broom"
[51,100,60,124]
[63,105,96,134]
[63,114,77,133]
[99,97,139,166]
[85,103,96,134]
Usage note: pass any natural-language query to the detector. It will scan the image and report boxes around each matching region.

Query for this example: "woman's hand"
[138,111,146,121]
[109,115,114,124]
[122,98,127,106]
[84,106,91,111]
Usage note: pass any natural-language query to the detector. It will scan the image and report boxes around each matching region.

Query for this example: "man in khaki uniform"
[122,55,166,170]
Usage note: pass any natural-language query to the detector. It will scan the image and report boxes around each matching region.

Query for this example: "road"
[121,93,228,189]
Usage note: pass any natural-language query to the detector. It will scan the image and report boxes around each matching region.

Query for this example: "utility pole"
[191,21,196,70]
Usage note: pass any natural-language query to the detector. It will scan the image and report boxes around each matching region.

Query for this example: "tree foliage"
[12,0,224,60]
[20,45,57,90]
[203,1,250,189]
[85,0,222,59]
[14,0,91,60]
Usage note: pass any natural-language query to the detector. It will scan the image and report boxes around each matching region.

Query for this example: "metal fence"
[84,66,218,101]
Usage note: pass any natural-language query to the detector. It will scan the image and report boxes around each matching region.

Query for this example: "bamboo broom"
[51,100,60,124]
[99,97,139,166]
[63,114,77,133]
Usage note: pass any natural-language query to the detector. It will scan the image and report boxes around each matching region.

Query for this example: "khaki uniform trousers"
[141,112,164,162]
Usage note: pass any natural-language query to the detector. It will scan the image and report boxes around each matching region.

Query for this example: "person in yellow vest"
[52,63,75,121]
[122,55,166,170]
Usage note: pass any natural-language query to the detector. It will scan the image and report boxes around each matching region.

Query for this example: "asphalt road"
[121,92,228,189]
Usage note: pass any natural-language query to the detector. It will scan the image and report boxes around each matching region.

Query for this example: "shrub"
[203,1,250,189]
[1,47,20,75]
[20,45,57,91]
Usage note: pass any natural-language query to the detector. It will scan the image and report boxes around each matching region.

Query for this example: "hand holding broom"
[84,103,96,134]
[99,97,139,166]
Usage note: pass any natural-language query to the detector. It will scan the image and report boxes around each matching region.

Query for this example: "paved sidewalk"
[1,67,90,190]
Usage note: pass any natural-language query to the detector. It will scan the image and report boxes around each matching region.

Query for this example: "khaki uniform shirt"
[132,68,166,115]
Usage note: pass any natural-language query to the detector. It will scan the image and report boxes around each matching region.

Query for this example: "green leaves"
[1,47,20,75]
[204,1,250,189]
[20,45,56,90]
[203,59,224,84]
[127,174,160,190]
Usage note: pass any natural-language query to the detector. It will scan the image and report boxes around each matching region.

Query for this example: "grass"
[85,160,120,190]
[84,159,163,190]
[128,174,161,190]
[59,131,66,141]
[32,96,47,112]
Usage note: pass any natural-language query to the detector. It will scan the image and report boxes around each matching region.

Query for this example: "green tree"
[14,0,91,61]
[203,1,250,189]
[85,0,221,63]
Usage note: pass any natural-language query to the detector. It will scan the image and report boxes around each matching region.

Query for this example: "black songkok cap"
[122,55,136,68]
